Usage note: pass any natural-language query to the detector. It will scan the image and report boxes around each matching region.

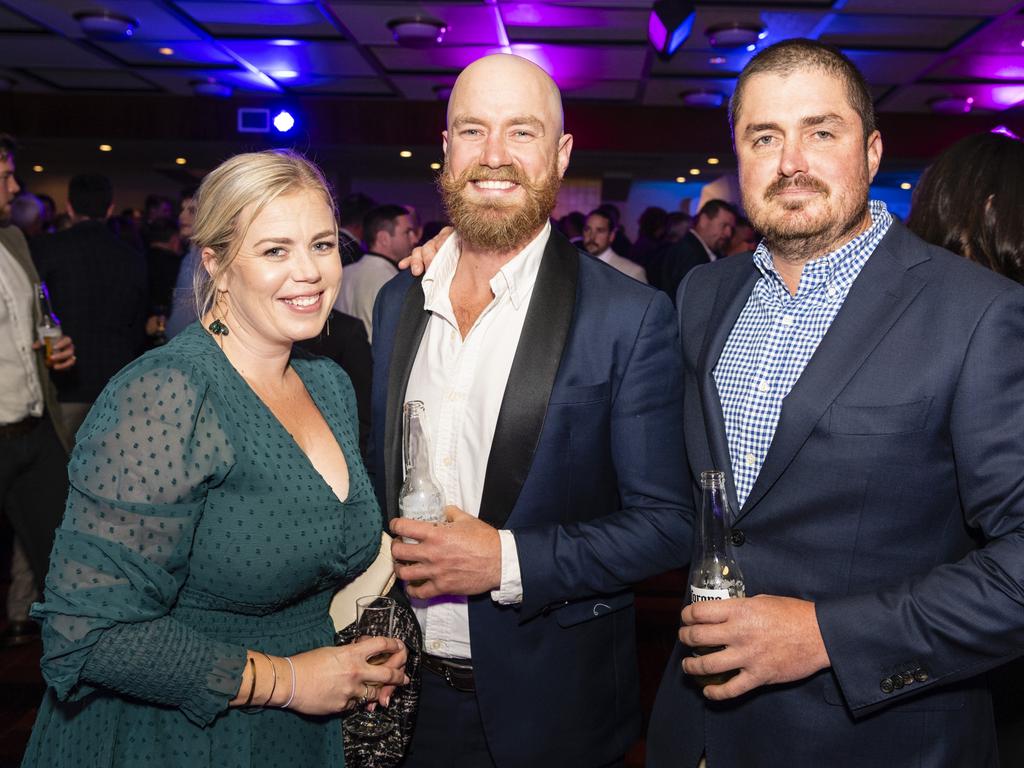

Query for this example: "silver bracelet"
[281,656,296,709]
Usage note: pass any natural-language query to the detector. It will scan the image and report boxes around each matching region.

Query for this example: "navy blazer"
[371,230,691,767]
[647,221,1024,768]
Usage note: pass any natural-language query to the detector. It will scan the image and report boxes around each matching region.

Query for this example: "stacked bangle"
[281,656,296,709]
[242,656,257,707]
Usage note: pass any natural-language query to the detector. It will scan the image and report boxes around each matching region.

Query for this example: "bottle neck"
[402,409,433,478]
[699,484,732,557]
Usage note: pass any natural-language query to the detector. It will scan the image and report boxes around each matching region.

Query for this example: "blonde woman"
[22,150,407,767]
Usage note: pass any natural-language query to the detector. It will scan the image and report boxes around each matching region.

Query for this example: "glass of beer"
[343,596,398,738]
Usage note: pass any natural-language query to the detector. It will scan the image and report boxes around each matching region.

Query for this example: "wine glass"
[343,596,397,739]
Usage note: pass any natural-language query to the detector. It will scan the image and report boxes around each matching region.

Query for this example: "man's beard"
[746,168,869,262]
[438,159,560,252]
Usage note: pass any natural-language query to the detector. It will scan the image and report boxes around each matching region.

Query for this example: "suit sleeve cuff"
[490,529,523,605]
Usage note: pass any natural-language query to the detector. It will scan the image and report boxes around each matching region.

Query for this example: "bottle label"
[690,586,732,602]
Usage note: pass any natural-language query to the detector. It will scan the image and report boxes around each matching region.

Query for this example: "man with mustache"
[646,38,1024,767]
[370,54,689,767]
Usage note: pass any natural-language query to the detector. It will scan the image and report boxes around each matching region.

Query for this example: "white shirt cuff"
[490,529,523,605]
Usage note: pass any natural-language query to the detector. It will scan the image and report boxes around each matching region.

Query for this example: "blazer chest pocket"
[548,381,611,406]
[555,591,634,628]
[829,397,932,435]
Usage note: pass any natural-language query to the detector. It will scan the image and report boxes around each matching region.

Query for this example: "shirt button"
[430,641,442,651]
[757,380,769,393]
[781,315,794,326]
[745,453,756,466]
[443,456,452,467]
[827,285,837,298]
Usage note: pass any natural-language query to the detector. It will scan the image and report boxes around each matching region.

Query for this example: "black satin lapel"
[478,232,578,528]
[696,263,759,514]
[737,232,928,522]
[383,279,428,521]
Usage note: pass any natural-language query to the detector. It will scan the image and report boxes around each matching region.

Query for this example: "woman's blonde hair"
[191,149,336,318]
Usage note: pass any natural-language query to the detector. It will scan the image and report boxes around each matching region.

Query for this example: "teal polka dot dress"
[22,322,382,768]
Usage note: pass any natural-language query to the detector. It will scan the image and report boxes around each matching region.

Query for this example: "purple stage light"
[649,0,696,57]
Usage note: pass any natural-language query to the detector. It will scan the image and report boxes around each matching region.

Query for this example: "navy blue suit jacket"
[647,221,1024,768]
[371,230,691,767]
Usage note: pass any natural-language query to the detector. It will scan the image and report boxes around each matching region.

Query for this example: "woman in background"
[907,128,1024,768]
[23,150,406,767]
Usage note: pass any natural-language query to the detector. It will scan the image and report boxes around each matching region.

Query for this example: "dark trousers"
[401,665,497,768]
[400,664,626,768]
[0,415,68,595]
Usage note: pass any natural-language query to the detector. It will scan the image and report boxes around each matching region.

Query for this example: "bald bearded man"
[371,55,690,767]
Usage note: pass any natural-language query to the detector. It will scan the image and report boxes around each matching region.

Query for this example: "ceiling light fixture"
[273,110,296,133]
[648,0,696,57]
[399,150,413,158]
[175,157,187,165]
[191,79,232,98]
[99,144,112,152]
[706,22,765,49]
[689,168,701,176]
[675,176,687,183]
[33,165,44,173]
[707,157,720,165]
[680,89,726,108]
[430,162,441,170]
[900,182,912,190]
[928,95,974,114]
[158,47,174,56]
[387,17,447,48]
[73,10,139,41]
[271,69,299,80]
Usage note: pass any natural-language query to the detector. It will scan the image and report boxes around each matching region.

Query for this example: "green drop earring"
[208,318,230,336]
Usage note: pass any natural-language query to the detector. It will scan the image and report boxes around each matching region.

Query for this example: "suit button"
[730,529,745,546]
[914,668,929,683]
[901,671,914,686]
[541,605,552,617]
[880,678,894,694]
[891,674,905,690]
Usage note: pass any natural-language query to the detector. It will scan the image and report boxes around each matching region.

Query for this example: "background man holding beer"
[0,133,76,646]
[647,39,1024,768]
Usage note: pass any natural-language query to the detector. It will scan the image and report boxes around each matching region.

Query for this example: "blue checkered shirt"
[713,200,893,508]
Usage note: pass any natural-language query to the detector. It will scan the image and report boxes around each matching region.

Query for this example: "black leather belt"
[422,654,475,692]
[0,415,42,439]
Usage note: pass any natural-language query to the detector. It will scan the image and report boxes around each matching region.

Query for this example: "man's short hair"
[730,38,876,142]
[596,203,621,227]
[363,204,410,247]
[697,199,738,222]
[69,174,113,219]
[0,133,16,162]
[584,209,614,233]
[339,192,377,228]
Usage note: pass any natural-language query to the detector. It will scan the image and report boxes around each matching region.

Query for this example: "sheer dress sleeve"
[32,355,244,725]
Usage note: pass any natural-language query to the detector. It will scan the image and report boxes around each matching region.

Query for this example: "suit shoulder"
[578,250,656,300]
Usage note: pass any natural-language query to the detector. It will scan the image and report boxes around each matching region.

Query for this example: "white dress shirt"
[404,223,550,659]
[335,253,398,341]
[594,247,648,283]
[0,241,44,424]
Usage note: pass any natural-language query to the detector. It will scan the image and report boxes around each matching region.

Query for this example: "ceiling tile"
[927,53,1024,80]
[820,13,983,49]
[180,2,340,38]
[288,77,394,95]
[0,34,117,69]
[94,40,237,67]
[879,82,1024,112]
[220,40,377,77]
[502,4,648,43]
[842,0,1019,14]
[643,78,736,107]
[30,67,160,91]
[0,5,42,31]
[6,0,205,41]
[844,51,939,85]
[955,15,1024,54]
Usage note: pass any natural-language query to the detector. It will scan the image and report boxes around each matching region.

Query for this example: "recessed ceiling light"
[705,22,765,49]
[32,165,44,173]
[429,162,441,170]
[73,10,138,41]
[680,89,725,108]
[158,47,174,56]
[175,157,187,165]
[191,80,232,98]
[271,39,301,47]
[271,70,299,80]
[689,168,701,175]
[707,157,720,165]
[675,176,687,183]
[928,95,974,114]
[387,17,447,48]
[708,56,727,65]
[99,144,112,152]
[399,150,413,158]
[900,182,912,190]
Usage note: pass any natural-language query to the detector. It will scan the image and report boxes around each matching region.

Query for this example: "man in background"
[582,208,647,283]
[653,199,736,300]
